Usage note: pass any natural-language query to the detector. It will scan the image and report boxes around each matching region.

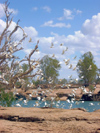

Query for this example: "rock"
[59,96,67,101]
[75,94,82,100]
[81,93,100,101]
[0,107,100,133]
[8,84,100,101]
[56,92,69,98]
[15,93,26,100]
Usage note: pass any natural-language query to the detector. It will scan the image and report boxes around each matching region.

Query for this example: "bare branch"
[0,1,40,90]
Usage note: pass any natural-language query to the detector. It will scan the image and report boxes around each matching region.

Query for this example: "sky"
[0,0,100,80]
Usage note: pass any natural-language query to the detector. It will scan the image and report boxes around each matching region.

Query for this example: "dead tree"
[0,1,41,90]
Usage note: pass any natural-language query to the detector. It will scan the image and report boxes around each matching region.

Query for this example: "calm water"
[13,100,100,112]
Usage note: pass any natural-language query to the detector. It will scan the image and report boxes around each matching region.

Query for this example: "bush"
[0,89,15,107]
[88,84,95,92]
[32,80,41,87]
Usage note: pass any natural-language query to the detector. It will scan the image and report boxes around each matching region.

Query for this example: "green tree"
[77,51,97,86]
[0,88,15,107]
[40,55,61,84]
[21,63,31,90]
[96,68,100,84]
[22,63,29,73]
[58,78,68,84]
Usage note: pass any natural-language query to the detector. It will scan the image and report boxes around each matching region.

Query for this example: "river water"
[14,100,100,112]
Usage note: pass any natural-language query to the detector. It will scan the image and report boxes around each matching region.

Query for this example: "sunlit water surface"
[12,100,100,112]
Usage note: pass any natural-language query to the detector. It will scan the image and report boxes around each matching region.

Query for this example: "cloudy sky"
[0,0,100,79]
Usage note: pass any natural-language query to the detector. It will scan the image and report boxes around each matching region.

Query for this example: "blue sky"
[0,0,100,79]
[6,0,100,36]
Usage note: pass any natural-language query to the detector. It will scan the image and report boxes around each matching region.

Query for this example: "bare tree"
[0,1,40,90]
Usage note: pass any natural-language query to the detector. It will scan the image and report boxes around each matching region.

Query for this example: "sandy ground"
[0,107,100,133]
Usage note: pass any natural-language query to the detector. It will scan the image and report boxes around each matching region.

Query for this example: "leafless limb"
[0,1,41,90]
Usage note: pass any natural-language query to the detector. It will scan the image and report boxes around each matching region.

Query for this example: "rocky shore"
[0,107,100,133]
[12,84,100,101]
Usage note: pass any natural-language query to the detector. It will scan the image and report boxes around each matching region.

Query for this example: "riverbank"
[9,84,100,101]
[0,107,100,133]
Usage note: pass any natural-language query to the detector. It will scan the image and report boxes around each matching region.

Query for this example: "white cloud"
[0,19,22,40]
[0,12,100,78]
[39,13,100,75]
[42,20,53,26]
[41,20,71,28]
[24,26,38,37]
[22,26,38,49]
[58,9,74,20]
[63,9,73,19]
[32,7,38,11]
[0,3,18,18]
[76,10,82,14]
[0,19,38,48]
[32,6,51,12]
[0,4,5,18]
[42,6,51,13]
[8,7,18,15]
[82,13,100,36]
[0,19,6,32]
[58,9,82,21]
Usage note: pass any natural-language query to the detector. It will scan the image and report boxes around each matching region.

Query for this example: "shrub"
[0,89,15,107]
[88,84,95,92]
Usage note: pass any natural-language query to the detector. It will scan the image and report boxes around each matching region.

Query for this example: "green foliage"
[96,78,100,84]
[40,55,61,84]
[88,84,95,92]
[22,63,29,73]
[58,78,68,84]
[96,68,100,84]
[77,51,97,86]
[15,81,22,88]
[32,80,41,87]
[0,89,15,107]
[21,63,30,89]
